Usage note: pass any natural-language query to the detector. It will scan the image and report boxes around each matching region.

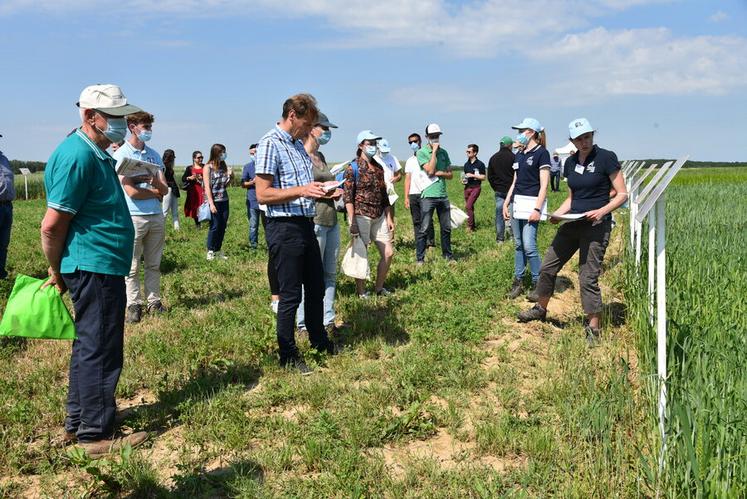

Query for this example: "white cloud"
[536,27,747,97]
[709,10,728,23]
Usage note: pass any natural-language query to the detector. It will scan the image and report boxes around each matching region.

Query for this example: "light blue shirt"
[255,125,316,218]
[112,141,165,216]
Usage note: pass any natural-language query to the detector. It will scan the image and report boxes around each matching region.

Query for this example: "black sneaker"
[283,358,313,375]
[585,326,601,347]
[147,301,167,315]
[527,285,540,303]
[126,304,142,324]
[517,304,547,323]
[507,279,524,299]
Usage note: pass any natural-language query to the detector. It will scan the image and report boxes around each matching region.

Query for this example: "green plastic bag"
[0,274,76,340]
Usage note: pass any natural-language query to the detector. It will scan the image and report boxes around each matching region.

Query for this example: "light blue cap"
[357,130,381,144]
[511,117,543,133]
[377,138,391,153]
[568,118,595,139]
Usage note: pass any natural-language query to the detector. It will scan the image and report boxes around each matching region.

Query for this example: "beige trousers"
[126,214,165,307]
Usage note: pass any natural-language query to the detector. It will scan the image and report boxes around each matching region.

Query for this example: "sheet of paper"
[322,180,344,193]
[551,213,586,221]
[116,157,161,178]
[329,160,351,176]
[512,194,549,221]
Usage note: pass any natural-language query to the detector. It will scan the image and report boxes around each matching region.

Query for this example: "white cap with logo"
[76,84,142,116]
[425,123,443,136]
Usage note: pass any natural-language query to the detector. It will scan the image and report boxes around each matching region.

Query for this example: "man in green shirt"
[415,123,453,263]
[40,84,147,458]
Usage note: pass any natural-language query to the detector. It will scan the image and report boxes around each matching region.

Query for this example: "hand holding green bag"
[0,274,76,340]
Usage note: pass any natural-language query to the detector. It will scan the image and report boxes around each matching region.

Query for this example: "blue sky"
[1,0,746,164]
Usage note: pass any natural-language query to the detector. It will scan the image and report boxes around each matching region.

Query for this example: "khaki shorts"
[355,214,391,245]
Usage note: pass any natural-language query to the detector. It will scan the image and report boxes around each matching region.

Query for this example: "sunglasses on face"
[408,140,419,145]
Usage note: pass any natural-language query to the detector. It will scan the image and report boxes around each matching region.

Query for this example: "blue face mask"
[220,153,227,161]
[316,130,331,145]
[410,142,420,152]
[97,117,127,143]
[364,145,377,158]
[138,130,152,142]
[515,133,529,146]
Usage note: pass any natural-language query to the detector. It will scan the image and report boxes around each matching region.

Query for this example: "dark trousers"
[416,197,452,261]
[62,271,126,441]
[0,202,11,279]
[207,200,229,251]
[266,217,330,363]
[246,201,260,248]
[551,171,561,191]
[535,219,612,314]
[261,212,279,295]
[463,185,481,230]
[408,194,434,246]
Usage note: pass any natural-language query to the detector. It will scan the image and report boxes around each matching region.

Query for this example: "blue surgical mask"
[138,130,152,142]
[316,130,331,145]
[97,117,127,143]
[410,142,420,152]
[515,133,529,146]
[220,153,227,161]
[364,145,377,158]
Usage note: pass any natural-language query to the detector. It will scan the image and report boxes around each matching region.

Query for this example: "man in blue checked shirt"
[255,93,337,374]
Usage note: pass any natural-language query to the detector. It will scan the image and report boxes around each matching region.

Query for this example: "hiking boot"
[585,326,601,347]
[283,358,313,376]
[517,304,547,323]
[507,279,524,299]
[206,250,215,261]
[147,301,167,315]
[526,285,540,303]
[60,429,77,446]
[74,431,149,459]
[126,304,142,324]
[376,287,394,297]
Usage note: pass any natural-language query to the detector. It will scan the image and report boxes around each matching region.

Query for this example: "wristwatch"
[533,208,542,213]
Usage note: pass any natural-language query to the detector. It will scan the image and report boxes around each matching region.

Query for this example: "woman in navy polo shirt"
[517,118,628,346]
[503,117,551,300]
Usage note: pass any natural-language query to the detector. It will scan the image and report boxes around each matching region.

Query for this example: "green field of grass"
[0,167,743,496]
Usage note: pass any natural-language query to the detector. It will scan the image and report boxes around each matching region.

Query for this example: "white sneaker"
[270,299,279,314]
[173,222,180,230]
[207,250,215,261]
[217,251,228,260]
[358,292,370,299]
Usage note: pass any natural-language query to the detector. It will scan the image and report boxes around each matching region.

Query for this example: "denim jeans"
[0,202,11,279]
[494,192,509,241]
[207,200,229,251]
[266,217,331,363]
[297,223,340,328]
[62,271,126,442]
[246,202,260,248]
[510,215,541,282]
[416,197,452,261]
[408,194,434,246]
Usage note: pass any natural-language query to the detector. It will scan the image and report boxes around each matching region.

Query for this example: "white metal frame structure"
[623,156,689,468]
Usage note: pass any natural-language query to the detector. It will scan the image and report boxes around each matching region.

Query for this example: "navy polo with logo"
[564,145,620,214]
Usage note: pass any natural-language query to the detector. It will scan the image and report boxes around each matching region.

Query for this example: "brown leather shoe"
[75,431,149,459]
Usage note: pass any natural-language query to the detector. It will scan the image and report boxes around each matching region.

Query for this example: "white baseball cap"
[568,118,595,139]
[76,84,142,116]
[425,123,443,136]
[377,138,391,153]
[357,130,381,144]
[511,117,543,133]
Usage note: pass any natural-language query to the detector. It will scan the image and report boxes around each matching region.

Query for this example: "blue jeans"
[62,271,126,441]
[510,216,541,282]
[297,223,340,328]
[0,202,11,279]
[416,197,452,261]
[494,192,508,241]
[246,202,260,248]
[207,200,229,251]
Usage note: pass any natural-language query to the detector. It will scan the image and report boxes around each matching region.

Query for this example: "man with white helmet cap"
[40,84,147,457]
[415,123,454,263]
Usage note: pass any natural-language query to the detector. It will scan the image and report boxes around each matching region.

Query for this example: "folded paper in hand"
[116,157,162,178]
[512,195,548,221]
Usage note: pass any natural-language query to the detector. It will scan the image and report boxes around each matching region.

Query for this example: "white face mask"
[429,136,440,144]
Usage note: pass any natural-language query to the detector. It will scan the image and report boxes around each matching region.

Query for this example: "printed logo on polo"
[587,161,595,173]
[526,157,534,166]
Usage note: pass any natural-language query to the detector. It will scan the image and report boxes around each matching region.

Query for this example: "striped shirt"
[255,125,315,218]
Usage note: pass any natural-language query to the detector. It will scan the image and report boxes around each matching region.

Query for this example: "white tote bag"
[450,204,468,229]
[341,237,370,280]
[197,201,212,222]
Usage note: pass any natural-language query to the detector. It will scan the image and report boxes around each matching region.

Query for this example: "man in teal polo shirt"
[415,123,453,263]
[41,84,147,458]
